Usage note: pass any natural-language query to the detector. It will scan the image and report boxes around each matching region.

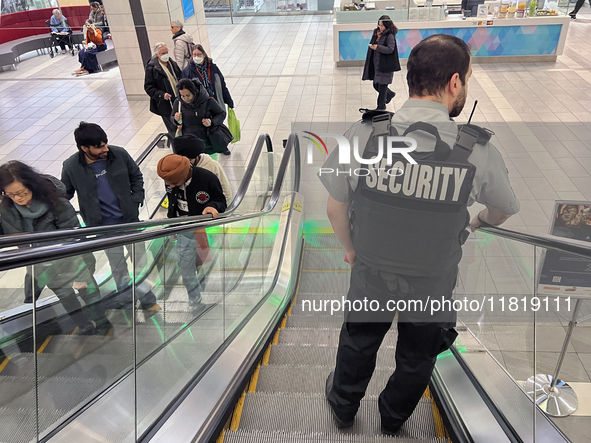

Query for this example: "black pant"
[571,0,590,14]
[373,82,393,109]
[327,262,458,431]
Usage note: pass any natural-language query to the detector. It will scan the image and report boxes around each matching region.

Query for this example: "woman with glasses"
[0,161,112,336]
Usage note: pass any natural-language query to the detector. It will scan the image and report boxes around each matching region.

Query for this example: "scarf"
[14,199,49,233]
[159,59,179,98]
[195,60,215,97]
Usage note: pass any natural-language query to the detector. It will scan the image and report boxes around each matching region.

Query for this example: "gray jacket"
[173,30,194,70]
[0,176,79,235]
[61,145,144,227]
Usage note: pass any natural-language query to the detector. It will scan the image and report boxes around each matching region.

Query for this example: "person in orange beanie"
[156,154,226,311]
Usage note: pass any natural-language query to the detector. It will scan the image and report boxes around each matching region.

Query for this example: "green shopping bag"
[228,107,241,144]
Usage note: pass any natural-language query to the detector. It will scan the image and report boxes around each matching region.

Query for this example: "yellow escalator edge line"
[287,306,292,316]
[215,429,225,443]
[425,386,447,440]
[271,328,280,345]
[0,354,12,374]
[37,335,53,354]
[248,363,261,393]
[262,343,272,366]
[229,390,247,431]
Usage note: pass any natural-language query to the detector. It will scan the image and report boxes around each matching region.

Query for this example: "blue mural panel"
[182,0,195,20]
[339,24,562,60]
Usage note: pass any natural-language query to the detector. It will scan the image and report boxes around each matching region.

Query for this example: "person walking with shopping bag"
[362,15,400,110]
[171,79,231,156]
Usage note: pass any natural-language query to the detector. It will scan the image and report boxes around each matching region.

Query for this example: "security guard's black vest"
[352,113,492,277]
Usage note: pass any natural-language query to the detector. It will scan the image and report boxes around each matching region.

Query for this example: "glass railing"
[453,225,591,442]
[0,133,300,442]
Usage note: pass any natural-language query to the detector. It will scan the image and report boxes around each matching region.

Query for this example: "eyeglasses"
[2,189,29,199]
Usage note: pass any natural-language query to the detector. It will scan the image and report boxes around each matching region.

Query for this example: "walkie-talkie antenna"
[468,100,478,123]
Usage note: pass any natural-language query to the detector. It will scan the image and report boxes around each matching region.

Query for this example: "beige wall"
[101,0,209,98]
[58,0,89,6]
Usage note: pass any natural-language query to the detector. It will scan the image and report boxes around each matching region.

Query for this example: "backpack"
[185,41,196,62]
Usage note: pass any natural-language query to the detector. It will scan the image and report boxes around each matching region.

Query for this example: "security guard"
[320,34,520,435]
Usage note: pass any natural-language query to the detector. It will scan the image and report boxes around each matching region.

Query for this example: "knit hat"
[173,134,205,159]
[157,154,191,184]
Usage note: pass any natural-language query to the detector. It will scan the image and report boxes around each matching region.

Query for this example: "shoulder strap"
[448,123,494,164]
[402,122,451,161]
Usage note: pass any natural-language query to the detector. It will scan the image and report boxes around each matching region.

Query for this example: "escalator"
[0,132,278,443]
[221,230,449,443]
[0,132,582,442]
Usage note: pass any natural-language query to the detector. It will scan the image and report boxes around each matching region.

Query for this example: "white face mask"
[193,56,204,65]
[160,54,170,63]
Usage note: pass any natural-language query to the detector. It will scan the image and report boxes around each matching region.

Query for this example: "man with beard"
[61,122,160,313]
[320,34,520,435]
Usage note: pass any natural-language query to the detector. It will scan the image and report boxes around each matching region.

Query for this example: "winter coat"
[181,60,234,109]
[172,30,194,70]
[362,29,400,85]
[166,166,227,218]
[195,154,232,203]
[61,145,145,227]
[171,82,226,154]
[144,56,182,117]
[0,176,79,235]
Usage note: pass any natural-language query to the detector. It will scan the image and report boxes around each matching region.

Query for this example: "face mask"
[160,54,170,63]
[193,56,204,65]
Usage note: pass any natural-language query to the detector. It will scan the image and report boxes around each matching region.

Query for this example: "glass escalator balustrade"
[0,132,294,442]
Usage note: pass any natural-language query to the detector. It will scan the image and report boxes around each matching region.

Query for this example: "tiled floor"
[1,8,591,441]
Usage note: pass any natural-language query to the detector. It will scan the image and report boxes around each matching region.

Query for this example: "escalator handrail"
[0,133,274,249]
[0,133,300,271]
[478,224,591,260]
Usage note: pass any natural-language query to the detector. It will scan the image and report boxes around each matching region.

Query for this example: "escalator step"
[297,273,350,295]
[277,328,397,348]
[0,407,67,443]
[302,250,351,271]
[6,376,107,411]
[267,344,396,369]
[304,234,344,250]
[237,392,440,440]
[285,314,344,328]
[256,365,397,396]
[223,429,446,443]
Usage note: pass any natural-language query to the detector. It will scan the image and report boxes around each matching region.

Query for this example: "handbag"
[228,107,241,144]
[194,229,212,265]
[205,99,233,153]
[175,100,183,137]
[207,124,234,153]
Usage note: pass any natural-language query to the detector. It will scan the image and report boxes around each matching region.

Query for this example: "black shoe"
[569,12,576,19]
[223,148,231,155]
[386,90,396,104]
[381,424,402,436]
[325,371,354,428]
[375,106,387,111]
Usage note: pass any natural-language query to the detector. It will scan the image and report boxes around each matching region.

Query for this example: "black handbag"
[207,124,233,153]
[205,99,233,153]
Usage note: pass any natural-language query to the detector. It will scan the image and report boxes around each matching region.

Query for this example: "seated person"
[50,9,72,54]
[156,154,227,311]
[74,19,107,76]
[173,134,233,204]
